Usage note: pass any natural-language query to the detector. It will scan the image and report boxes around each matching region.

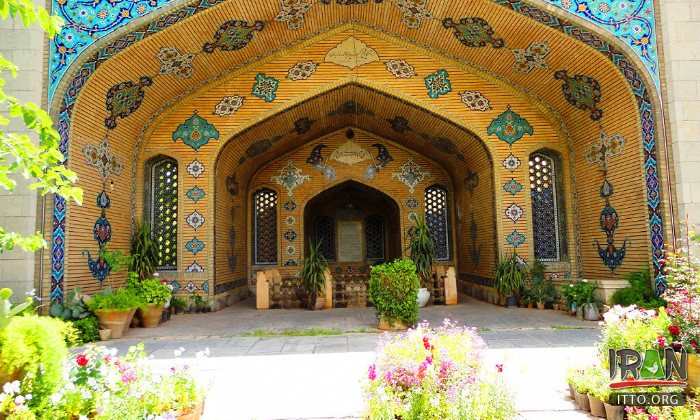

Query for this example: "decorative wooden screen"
[425,185,450,261]
[315,216,335,261]
[253,188,278,265]
[148,157,178,269]
[529,152,560,261]
[365,215,384,260]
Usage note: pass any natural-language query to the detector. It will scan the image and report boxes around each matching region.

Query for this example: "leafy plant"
[98,246,133,277]
[0,314,69,412]
[300,240,328,306]
[0,288,33,329]
[494,253,526,297]
[87,288,145,312]
[50,287,90,320]
[369,259,420,326]
[528,259,547,283]
[611,267,665,309]
[171,297,186,313]
[561,279,599,308]
[127,272,171,306]
[408,214,436,287]
[70,316,99,344]
[129,220,160,280]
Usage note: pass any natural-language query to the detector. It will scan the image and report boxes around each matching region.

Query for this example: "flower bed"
[364,319,515,419]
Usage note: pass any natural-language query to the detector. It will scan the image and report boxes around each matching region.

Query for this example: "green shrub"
[87,288,146,312]
[611,267,665,309]
[71,316,99,344]
[369,259,420,326]
[0,315,68,411]
[127,272,172,306]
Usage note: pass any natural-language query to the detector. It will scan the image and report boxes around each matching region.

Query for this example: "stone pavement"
[95,295,602,419]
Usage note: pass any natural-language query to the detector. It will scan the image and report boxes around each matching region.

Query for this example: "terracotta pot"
[567,383,574,400]
[378,318,409,330]
[588,395,605,417]
[688,353,700,393]
[94,309,132,339]
[139,304,164,328]
[527,303,533,309]
[176,402,204,420]
[98,329,111,341]
[536,301,545,310]
[122,308,137,333]
[575,391,591,411]
[314,297,326,310]
[604,403,624,420]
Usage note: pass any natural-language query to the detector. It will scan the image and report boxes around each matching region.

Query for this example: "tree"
[0,0,82,253]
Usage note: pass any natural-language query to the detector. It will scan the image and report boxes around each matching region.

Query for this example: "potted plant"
[369,259,420,330]
[87,288,145,338]
[128,272,172,328]
[573,280,600,321]
[408,214,436,308]
[129,219,160,280]
[300,240,328,310]
[171,297,186,315]
[97,323,111,341]
[585,366,607,418]
[494,253,526,308]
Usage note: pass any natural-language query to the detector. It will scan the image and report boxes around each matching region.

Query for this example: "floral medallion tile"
[584,130,626,170]
[284,229,298,241]
[505,203,524,223]
[214,95,244,116]
[424,69,452,99]
[395,0,431,28]
[442,17,505,49]
[202,20,265,54]
[392,157,431,193]
[286,60,317,80]
[185,237,205,255]
[487,106,533,146]
[275,0,312,30]
[554,70,603,121]
[172,111,219,151]
[506,230,525,247]
[82,138,123,183]
[459,91,491,111]
[406,197,419,209]
[104,77,152,129]
[187,159,205,179]
[285,215,296,226]
[184,281,198,293]
[186,261,204,273]
[284,200,297,211]
[251,73,279,102]
[512,41,550,74]
[170,281,182,294]
[502,153,521,172]
[271,160,310,196]
[286,245,296,255]
[385,60,416,78]
[186,210,205,230]
[503,179,523,196]
[157,46,195,79]
[186,186,206,203]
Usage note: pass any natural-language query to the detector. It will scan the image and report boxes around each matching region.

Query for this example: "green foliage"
[49,287,89,320]
[127,272,171,306]
[0,315,68,411]
[0,288,33,329]
[98,246,133,276]
[611,266,665,309]
[494,253,526,297]
[528,259,547,282]
[561,279,599,308]
[70,316,99,345]
[171,297,186,312]
[129,220,160,280]
[87,288,146,312]
[408,214,436,286]
[369,259,420,326]
[300,240,328,301]
[0,0,81,254]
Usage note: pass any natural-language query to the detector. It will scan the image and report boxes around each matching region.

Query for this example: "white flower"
[569,284,574,288]
[109,348,118,357]
[79,415,89,420]
[81,389,92,399]
[102,391,110,399]
[14,395,25,405]
[65,382,75,391]
[87,377,98,388]
[0,393,6,401]
[25,394,31,400]
[3,381,20,395]
[50,393,62,404]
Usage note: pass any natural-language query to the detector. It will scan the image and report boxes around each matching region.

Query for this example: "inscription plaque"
[337,220,363,262]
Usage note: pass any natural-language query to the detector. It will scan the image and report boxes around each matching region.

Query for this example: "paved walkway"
[94,295,602,419]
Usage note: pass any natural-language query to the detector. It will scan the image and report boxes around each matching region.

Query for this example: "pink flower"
[657,336,666,347]
[76,354,89,367]
[425,356,433,365]
[496,364,503,373]
[691,341,698,349]
[368,364,376,381]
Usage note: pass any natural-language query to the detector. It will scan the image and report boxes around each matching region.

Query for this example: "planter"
[176,402,204,420]
[575,391,590,411]
[567,383,574,400]
[139,303,164,328]
[570,303,577,316]
[588,395,605,417]
[378,318,409,330]
[505,295,518,309]
[604,403,624,420]
[94,309,132,339]
[123,308,137,333]
[417,288,430,307]
[98,329,111,341]
[313,297,326,310]
[583,303,600,321]
[688,353,700,392]
[536,301,545,310]
[553,303,561,311]
[527,303,533,309]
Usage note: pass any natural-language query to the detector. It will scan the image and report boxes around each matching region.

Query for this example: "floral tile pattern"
[395,0,431,28]
[392,157,431,193]
[505,203,524,223]
[202,20,265,54]
[275,0,312,30]
[172,111,220,152]
[554,70,603,121]
[584,130,626,170]
[185,237,205,255]
[157,47,195,78]
[184,281,198,293]
[506,230,525,247]
[424,69,452,99]
[186,210,205,230]
[82,139,123,183]
[186,261,204,273]
[104,77,152,129]
[287,61,317,80]
[442,17,505,48]
[503,179,523,196]
[251,73,280,102]
[487,106,533,146]
[186,186,206,203]
[385,60,416,78]
[459,91,491,111]
[512,41,550,74]
[271,160,310,196]
[502,154,521,172]
[284,200,297,211]
[214,95,244,116]
[187,159,205,179]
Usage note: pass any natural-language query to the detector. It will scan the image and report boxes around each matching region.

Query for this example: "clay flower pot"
[176,402,204,420]
[139,303,164,328]
[122,308,137,333]
[588,395,605,417]
[604,403,624,420]
[378,318,409,330]
[94,309,132,339]
[98,329,112,341]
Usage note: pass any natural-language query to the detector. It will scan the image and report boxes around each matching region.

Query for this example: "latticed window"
[315,216,335,261]
[365,215,384,260]
[425,185,450,261]
[147,157,178,269]
[253,188,278,265]
[529,152,564,261]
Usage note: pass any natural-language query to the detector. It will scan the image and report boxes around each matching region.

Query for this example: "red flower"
[76,354,89,367]
[691,341,698,349]
[496,364,503,373]
[657,336,666,347]
[668,325,680,336]
[422,336,430,350]
[672,342,683,351]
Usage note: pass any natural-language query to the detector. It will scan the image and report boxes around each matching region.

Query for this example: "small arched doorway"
[303,181,401,307]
